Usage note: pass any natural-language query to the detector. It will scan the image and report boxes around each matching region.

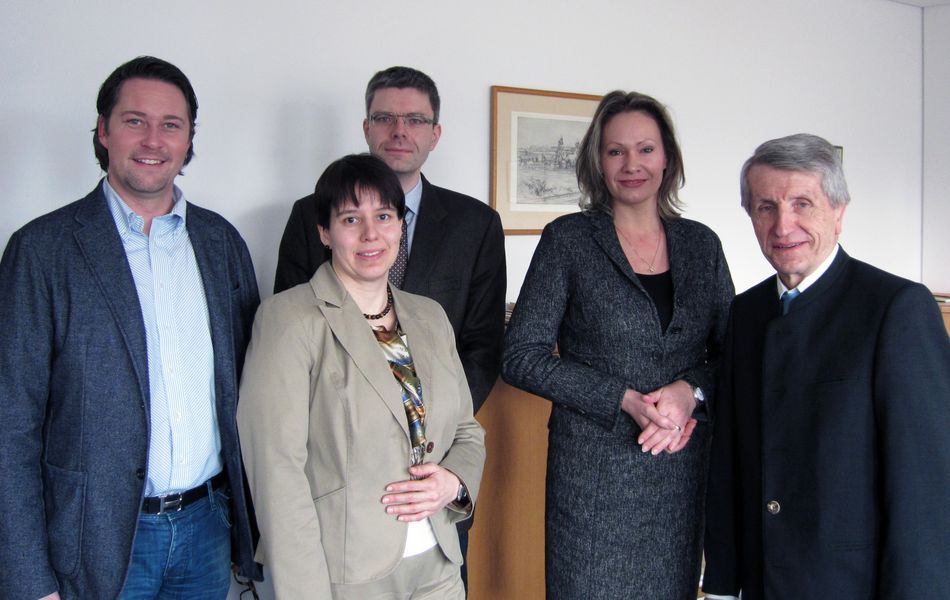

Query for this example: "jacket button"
[767,500,781,514]
[426,441,435,453]
[135,468,145,480]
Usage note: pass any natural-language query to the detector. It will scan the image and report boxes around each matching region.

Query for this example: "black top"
[638,270,673,332]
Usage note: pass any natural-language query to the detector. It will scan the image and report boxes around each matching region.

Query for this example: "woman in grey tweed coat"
[502,91,734,599]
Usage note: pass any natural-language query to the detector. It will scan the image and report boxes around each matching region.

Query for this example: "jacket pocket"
[43,462,87,577]
[313,487,346,581]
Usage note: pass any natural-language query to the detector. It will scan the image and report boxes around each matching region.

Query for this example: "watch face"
[693,386,705,403]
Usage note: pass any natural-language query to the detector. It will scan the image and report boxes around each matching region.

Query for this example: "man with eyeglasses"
[273,66,506,589]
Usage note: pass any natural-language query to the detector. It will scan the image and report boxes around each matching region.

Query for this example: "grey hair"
[740,133,850,213]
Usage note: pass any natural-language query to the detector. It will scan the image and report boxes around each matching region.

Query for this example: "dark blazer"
[502,211,734,598]
[0,183,263,600]
[274,173,506,413]
[704,249,950,599]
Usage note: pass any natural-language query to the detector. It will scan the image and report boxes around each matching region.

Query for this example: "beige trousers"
[330,547,465,600]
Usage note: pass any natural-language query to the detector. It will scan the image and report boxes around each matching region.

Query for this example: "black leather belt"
[141,471,227,515]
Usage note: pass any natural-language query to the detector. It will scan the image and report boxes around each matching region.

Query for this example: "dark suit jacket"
[704,249,950,600]
[0,182,263,600]
[274,173,506,414]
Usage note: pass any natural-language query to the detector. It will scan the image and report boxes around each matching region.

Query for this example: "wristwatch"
[691,384,705,405]
[455,483,469,504]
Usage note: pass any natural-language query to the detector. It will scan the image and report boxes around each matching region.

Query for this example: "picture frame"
[490,86,602,234]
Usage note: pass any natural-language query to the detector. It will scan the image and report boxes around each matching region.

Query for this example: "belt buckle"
[157,493,184,514]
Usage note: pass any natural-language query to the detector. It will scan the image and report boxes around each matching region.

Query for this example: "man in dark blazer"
[0,57,262,600]
[274,67,505,585]
[703,134,950,600]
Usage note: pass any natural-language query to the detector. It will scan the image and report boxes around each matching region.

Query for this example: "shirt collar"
[103,178,187,237]
[775,243,839,297]
[404,178,423,218]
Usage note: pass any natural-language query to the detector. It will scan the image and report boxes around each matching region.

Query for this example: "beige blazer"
[237,263,485,599]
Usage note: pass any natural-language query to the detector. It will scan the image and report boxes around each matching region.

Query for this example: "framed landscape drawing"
[491,86,601,234]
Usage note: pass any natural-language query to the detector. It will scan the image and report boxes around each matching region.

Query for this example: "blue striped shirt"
[104,179,222,496]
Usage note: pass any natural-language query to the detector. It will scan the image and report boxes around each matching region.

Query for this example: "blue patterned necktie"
[781,288,801,315]
[389,217,409,288]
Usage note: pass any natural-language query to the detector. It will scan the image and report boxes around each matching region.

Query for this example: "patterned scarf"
[373,324,427,466]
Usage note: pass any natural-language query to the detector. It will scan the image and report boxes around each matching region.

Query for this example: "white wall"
[0,0,931,301]
[0,1,937,597]
[923,4,950,293]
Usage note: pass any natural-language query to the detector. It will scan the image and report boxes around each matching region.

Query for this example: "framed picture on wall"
[491,86,602,235]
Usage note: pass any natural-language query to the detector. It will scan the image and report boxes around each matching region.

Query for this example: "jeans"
[118,486,232,600]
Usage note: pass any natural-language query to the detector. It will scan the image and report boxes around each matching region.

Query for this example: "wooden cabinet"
[940,301,950,336]
[467,381,549,600]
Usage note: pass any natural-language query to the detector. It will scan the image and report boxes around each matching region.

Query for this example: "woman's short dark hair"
[576,90,685,220]
[93,56,199,172]
[314,154,406,230]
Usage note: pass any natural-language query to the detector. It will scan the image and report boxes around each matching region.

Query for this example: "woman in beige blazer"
[237,154,485,600]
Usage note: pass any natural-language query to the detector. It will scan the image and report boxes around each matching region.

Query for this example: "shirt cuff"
[703,594,739,600]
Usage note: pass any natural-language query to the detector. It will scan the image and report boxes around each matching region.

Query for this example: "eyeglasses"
[368,112,436,129]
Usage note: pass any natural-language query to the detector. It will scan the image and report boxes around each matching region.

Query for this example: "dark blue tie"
[781,289,801,315]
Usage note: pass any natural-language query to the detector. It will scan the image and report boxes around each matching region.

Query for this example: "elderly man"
[0,56,261,599]
[703,133,950,599]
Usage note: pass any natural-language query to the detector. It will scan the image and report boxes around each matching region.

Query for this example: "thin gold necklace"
[615,225,662,273]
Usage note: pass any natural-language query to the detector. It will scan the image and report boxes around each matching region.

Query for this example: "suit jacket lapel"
[665,219,696,328]
[590,211,645,292]
[311,265,409,436]
[402,175,447,293]
[186,210,233,410]
[71,184,150,404]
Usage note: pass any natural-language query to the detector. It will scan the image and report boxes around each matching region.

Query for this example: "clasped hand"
[381,463,460,521]
[621,380,697,455]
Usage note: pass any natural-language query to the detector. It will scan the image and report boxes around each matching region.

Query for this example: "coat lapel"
[186,210,233,410]
[402,175,447,293]
[71,184,150,405]
[590,211,646,292]
[311,265,409,436]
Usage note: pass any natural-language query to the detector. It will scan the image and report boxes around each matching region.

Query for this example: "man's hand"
[381,463,460,521]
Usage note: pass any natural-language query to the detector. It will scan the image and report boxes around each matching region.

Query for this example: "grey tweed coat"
[502,210,733,600]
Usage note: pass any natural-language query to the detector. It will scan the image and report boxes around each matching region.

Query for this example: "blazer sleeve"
[435,309,487,519]
[237,301,332,599]
[457,210,506,415]
[0,230,61,599]
[874,283,950,598]
[677,234,734,414]
[273,197,326,294]
[501,223,629,431]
